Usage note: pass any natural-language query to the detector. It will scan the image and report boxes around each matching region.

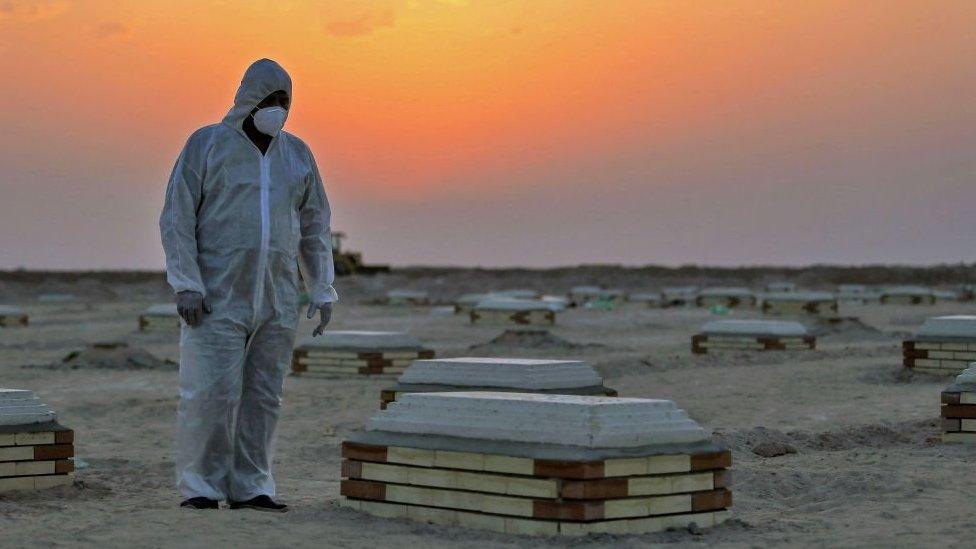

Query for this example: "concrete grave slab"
[702,320,808,337]
[297,331,426,351]
[367,392,708,448]
[397,358,604,390]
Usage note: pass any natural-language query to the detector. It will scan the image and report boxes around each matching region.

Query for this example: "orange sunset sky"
[0,1,973,269]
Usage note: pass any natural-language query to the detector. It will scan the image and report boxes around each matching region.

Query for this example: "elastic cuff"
[311,286,339,305]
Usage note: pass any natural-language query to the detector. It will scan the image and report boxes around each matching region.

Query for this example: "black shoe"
[180,497,219,510]
[228,495,288,513]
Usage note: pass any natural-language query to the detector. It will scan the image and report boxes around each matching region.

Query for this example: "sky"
[0,0,973,269]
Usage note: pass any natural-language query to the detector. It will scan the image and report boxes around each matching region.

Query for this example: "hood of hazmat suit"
[160,58,337,502]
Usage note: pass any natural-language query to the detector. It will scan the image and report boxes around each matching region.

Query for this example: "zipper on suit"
[252,153,271,325]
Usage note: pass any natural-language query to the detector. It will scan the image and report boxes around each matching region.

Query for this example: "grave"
[692,320,814,354]
[0,389,75,492]
[340,392,731,536]
[903,316,976,375]
[292,331,434,377]
[380,358,617,408]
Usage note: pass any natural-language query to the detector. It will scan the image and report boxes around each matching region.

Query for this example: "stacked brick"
[0,389,75,492]
[692,320,814,355]
[340,392,731,536]
[940,365,976,443]
[380,357,617,409]
[695,288,756,309]
[470,298,558,327]
[138,303,180,332]
[0,306,28,328]
[903,316,976,375]
[292,331,434,378]
[761,292,838,317]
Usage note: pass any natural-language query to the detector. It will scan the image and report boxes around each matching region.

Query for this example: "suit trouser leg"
[175,318,248,500]
[229,320,297,501]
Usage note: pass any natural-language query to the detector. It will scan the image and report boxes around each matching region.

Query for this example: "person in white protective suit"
[160,59,337,512]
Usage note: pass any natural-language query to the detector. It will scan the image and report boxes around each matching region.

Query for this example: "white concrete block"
[297,331,425,351]
[764,282,796,293]
[881,286,934,297]
[475,297,560,312]
[398,358,604,390]
[762,291,835,302]
[37,294,76,303]
[367,392,708,448]
[663,287,697,300]
[0,389,56,426]
[916,316,976,339]
[489,289,540,299]
[955,364,976,385]
[702,319,807,337]
[699,287,753,298]
[0,306,25,316]
[629,292,663,303]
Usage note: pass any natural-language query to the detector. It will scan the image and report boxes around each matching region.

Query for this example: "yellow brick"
[0,462,14,476]
[14,432,55,445]
[942,343,969,351]
[670,472,714,493]
[914,342,940,350]
[953,352,976,360]
[482,454,534,475]
[0,434,15,446]
[604,457,648,476]
[943,432,976,444]
[504,476,557,499]
[361,462,409,484]
[434,450,484,470]
[960,393,976,405]
[627,475,672,495]
[34,473,73,490]
[959,419,976,431]
[0,476,34,492]
[387,446,436,467]
[479,493,534,517]
[603,498,650,518]
[0,446,34,462]
[647,494,691,515]
[647,454,690,474]
[408,467,456,489]
[929,351,954,359]
[14,461,54,476]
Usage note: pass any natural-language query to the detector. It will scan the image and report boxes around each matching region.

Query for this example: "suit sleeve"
[159,135,207,296]
[297,147,339,305]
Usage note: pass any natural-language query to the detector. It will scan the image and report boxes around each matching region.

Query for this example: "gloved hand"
[306,302,333,337]
[176,291,211,327]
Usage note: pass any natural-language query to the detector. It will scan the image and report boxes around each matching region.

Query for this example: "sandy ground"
[1,278,975,548]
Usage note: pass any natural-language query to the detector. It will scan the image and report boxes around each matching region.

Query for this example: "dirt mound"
[33,342,177,371]
[715,419,937,455]
[806,317,888,340]
[468,329,603,351]
[859,364,955,385]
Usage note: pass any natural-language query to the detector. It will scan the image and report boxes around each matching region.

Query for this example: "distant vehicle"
[330,231,390,276]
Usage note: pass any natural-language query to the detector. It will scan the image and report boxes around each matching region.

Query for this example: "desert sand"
[0,268,974,547]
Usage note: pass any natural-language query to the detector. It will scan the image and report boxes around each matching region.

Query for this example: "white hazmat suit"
[160,59,337,501]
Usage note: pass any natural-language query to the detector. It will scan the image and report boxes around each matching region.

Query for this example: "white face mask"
[251,106,287,137]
